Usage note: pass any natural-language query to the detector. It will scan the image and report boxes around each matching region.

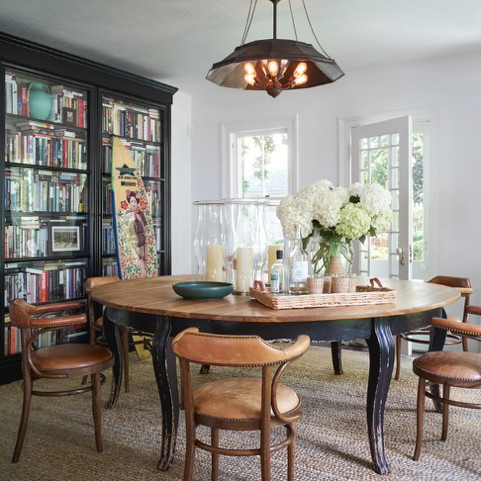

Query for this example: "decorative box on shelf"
[249,278,396,310]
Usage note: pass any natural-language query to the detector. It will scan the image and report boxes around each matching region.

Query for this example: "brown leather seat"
[412,315,481,461]
[172,328,311,481]
[9,298,114,463]
[395,275,472,380]
[31,344,114,372]
[86,276,152,392]
[193,377,300,420]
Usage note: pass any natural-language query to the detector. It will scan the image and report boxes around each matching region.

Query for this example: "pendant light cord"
[241,0,258,44]
[302,0,332,58]
[288,0,298,41]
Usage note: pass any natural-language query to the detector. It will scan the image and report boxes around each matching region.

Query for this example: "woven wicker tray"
[249,278,396,310]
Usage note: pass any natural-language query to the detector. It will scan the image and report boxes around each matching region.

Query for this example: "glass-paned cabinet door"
[100,93,163,277]
[3,68,90,357]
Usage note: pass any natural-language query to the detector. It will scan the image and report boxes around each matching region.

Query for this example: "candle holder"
[223,198,267,295]
[193,200,226,281]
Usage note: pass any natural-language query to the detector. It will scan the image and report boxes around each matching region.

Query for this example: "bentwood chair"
[9,298,114,463]
[413,314,481,460]
[172,328,311,481]
[86,276,152,392]
[395,275,472,380]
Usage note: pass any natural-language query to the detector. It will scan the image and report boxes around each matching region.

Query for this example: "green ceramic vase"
[28,82,51,120]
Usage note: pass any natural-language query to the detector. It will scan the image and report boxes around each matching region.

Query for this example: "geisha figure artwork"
[111,136,158,279]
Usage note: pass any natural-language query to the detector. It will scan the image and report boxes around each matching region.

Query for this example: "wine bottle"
[288,225,308,295]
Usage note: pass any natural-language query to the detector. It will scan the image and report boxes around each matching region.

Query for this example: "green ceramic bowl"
[172,281,233,300]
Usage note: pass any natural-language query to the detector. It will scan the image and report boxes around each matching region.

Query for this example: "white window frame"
[338,107,440,280]
[221,115,299,198]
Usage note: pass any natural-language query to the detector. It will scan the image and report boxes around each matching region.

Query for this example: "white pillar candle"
[236,246,253,292]
[205,244,224,281]
[267,245,283,281]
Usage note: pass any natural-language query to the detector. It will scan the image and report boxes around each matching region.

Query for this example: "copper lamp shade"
[206,0,344,98]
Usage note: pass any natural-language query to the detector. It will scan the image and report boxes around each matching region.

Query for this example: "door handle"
[396,247,406,265]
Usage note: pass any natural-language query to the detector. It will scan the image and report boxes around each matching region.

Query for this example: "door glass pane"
[412,132,425,263]
[369,136,379,148]
[370,148,388,188]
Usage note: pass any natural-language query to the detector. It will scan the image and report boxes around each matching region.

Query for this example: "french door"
[351,116,413,280]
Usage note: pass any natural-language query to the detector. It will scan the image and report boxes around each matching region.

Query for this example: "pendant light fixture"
[206,0,344,98]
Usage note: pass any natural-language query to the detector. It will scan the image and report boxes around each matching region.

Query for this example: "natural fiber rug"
[1,345,480,481]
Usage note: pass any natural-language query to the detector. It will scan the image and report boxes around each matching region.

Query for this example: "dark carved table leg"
[103,308,123,409]
[331,341,343,375]
[151,316,179,471]
[366,317,395,475]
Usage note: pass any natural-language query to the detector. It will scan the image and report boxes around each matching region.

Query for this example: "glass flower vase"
[307,233,353,276]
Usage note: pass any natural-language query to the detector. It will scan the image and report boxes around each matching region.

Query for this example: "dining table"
[91,274,460,475]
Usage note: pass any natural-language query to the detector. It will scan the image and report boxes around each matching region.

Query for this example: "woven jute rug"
[1,345,480,481]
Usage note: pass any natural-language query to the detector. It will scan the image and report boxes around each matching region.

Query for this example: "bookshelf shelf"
[6,113,88,132]
[5,162,89,174]
[0,33,175,384]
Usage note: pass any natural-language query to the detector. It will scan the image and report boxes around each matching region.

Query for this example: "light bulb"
[293,74,308,86]
[244,63,256,75]
[244,74,256,86]
[293,62,307,77]
[267,60,279,77]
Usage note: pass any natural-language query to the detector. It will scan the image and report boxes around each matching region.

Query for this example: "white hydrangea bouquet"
[276,180,392,273]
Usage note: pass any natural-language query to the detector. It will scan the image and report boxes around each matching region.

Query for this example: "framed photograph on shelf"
[62,107,76,126]
[51,225,81,252]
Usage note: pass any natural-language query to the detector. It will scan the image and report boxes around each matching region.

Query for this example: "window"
[221,117,298,198]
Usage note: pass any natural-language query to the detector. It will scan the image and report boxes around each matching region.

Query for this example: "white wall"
[190,51,481,310]
[171,91,192,274]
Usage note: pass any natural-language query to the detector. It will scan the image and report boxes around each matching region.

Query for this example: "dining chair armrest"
[28,314,87,329]
[33,300,85,316]
[431,317,481,339]
[282,335,311,361]
[466,305,481,316]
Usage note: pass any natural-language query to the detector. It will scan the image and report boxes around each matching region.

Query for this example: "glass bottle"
[288,225,308,295]
[270,250,287,295]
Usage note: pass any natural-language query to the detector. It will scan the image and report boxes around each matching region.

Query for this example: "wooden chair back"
[86,276,120,343]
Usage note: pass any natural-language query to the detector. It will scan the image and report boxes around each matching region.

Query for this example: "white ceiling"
[1,0,481,94]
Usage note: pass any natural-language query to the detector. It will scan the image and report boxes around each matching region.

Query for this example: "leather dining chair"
[86,276,152,392]
[9,298,114,463]
[172,328,311,481]
[395,275,472,380]
[413,313,481,460]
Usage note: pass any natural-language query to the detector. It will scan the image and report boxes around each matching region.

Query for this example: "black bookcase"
[0,32,177,384]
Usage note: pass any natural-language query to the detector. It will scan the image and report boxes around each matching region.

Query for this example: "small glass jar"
[193,201,225,281]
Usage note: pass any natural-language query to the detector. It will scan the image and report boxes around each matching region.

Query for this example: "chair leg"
[183,418,196,481]
[394,334,401,381]
[120,327,130,393]
[413,377,426,461]
[260,427,271,481]
[91,373,103,453]
[462,337,468,352]
[441,384,450,441]
[287,423,297,481]
[211,428,219,481]
[12,377,33,463]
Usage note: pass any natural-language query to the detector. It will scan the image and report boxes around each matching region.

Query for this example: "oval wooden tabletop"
[91,275,461,323]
